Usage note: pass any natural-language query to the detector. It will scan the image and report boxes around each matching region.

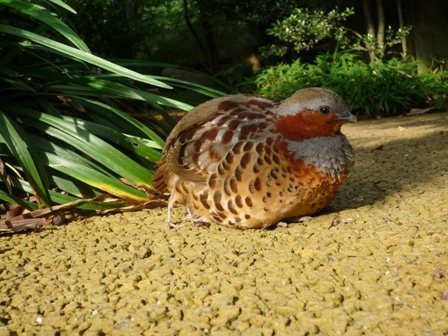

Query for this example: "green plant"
[0,0,225,231]
[260,7,412,62]
[255,50,448,116]
[260,7,354,58]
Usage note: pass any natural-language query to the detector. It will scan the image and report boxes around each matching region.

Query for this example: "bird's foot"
[293,216,314,223]
[275,216,313,228]
[276,221,288,228]
[166,203,210,229]
[185,205,211,228]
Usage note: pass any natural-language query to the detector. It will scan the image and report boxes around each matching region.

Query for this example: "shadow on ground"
[329,112,448,213]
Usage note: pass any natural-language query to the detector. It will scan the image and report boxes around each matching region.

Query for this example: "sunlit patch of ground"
[0,112,447,335]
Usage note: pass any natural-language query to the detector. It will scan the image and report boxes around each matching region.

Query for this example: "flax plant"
[0,0,225,231]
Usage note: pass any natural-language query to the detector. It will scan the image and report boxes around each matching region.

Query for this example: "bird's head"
[275,88,356,141]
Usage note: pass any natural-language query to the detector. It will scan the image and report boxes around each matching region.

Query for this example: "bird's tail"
[152,162,167,193]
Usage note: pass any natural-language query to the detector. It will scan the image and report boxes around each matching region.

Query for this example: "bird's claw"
[168,223,185,229]
[194,221,211,228]
[276,216,313,227]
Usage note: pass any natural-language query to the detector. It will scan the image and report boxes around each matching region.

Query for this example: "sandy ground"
[0,112,448,335]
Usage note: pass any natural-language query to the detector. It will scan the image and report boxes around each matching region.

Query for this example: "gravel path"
[1,112,447,335]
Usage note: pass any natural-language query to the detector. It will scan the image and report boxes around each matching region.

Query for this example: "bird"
[152,87,356,229]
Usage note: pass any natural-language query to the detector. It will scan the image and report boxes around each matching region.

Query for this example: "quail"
[153,88,356,229]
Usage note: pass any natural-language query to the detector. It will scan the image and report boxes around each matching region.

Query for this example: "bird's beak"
[337,110,357,123]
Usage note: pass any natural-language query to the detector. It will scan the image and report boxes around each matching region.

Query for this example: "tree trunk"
[125,0,141,23]
[376,0,385,57]
[183,0,209,67]
[362,0,376,36]
[362,0,376,61]
[183,0,220,73]
[397,0,408,57]
[197,7,220,73]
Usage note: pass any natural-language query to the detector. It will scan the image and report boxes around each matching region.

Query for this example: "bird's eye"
[319,106,331,115]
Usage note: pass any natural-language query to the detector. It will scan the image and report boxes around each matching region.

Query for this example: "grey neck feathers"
[286,135,355,179]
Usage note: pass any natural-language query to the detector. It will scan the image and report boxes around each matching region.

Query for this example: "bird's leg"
[166,197,184,229]
[185,204,196,223]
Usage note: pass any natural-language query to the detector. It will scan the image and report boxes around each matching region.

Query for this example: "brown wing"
[162,94,280,185]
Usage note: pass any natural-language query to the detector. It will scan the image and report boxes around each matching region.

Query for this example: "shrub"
[255,51,448,116]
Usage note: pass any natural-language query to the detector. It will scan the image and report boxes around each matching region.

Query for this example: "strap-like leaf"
[70,97,167,149]
[2,0,90,52]
[0,189,39,211]
[47,0,77,14]
[0,24,172,89]
[46,153,149,202]
[7,174,131,210]
[51,79,193,111]
[9,106,155,187]
[28,132,116,179]
[0,110,50,205]
[59,116,163,162]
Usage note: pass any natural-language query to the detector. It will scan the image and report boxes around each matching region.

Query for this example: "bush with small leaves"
[255,51,448,116]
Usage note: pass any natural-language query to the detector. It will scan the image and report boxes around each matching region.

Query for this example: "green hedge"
[255,51,448,116]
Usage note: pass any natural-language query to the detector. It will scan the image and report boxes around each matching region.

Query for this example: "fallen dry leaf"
[57,96,86,112]
[328,216,352,229]
[0,159,11,194]
[371,145,384,152]
[382,216,394,223]
[406,107,434,116]
[442,290,448,300]
[435,268,448,280]
[0,218,46,233]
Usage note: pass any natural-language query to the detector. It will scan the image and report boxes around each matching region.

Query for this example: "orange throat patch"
[274,109,344,141]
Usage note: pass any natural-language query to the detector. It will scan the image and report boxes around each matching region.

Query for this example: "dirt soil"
[1,112,448,335]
